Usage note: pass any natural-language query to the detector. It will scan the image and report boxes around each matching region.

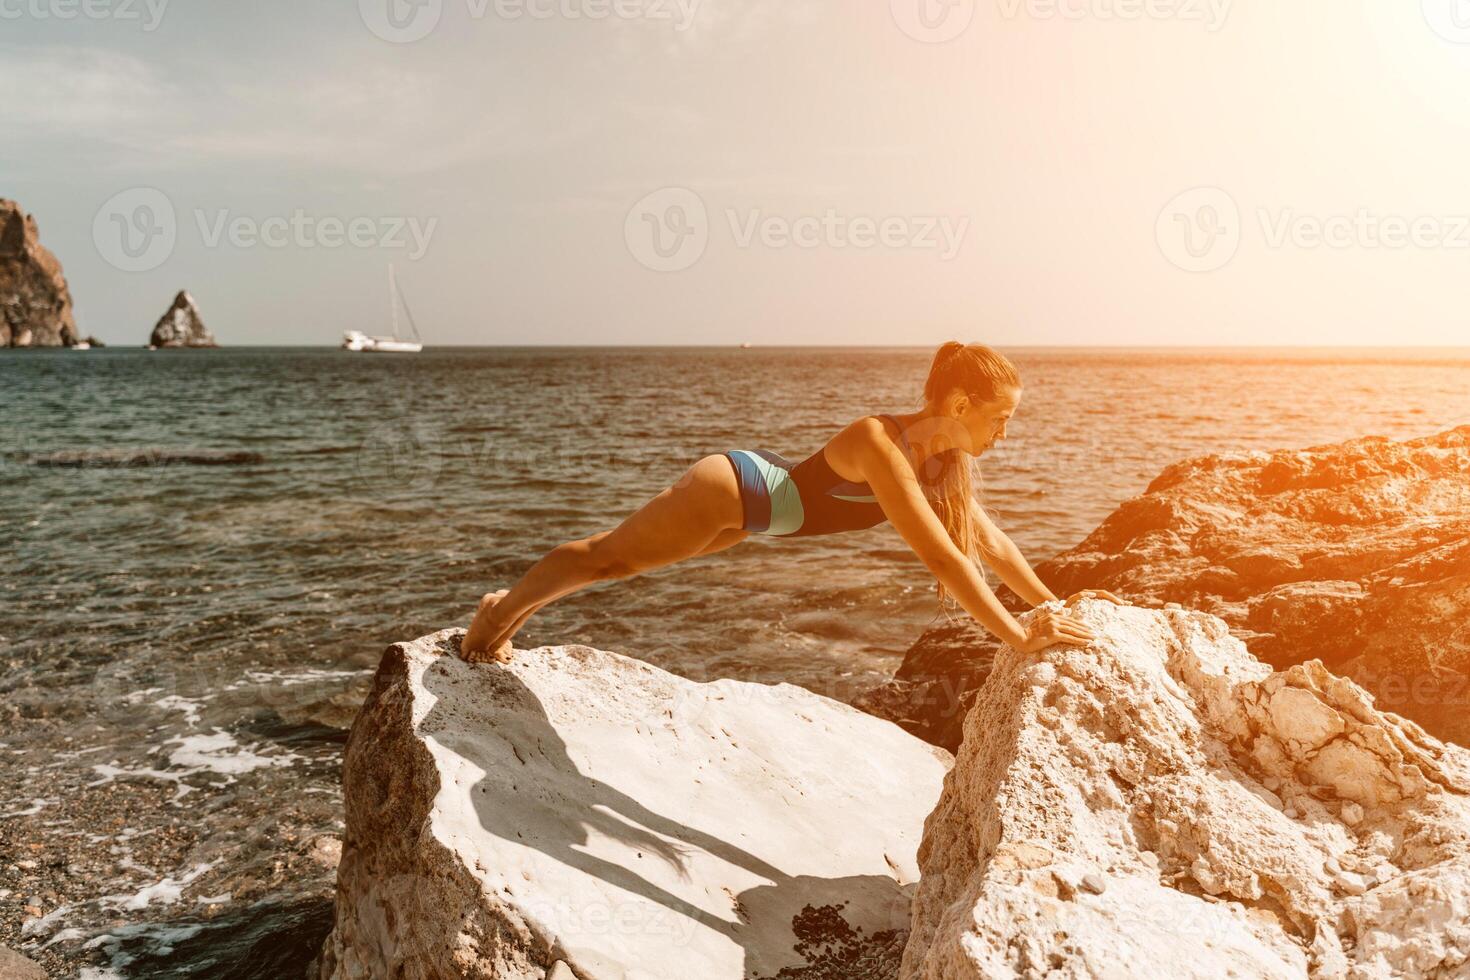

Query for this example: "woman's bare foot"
[462,589,515,664]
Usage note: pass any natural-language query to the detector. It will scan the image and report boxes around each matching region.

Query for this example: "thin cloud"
[0,45,170,129]
[1,44,539,175]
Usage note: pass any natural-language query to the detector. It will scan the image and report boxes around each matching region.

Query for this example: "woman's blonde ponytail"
[914,341,1021,610]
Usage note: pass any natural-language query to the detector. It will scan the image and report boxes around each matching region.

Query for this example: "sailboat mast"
[389,264,401,340]
[397,275,424,343]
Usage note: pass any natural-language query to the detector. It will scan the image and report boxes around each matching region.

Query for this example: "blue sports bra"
[781,414,937,537]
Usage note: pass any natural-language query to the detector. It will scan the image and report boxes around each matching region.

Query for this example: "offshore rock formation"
[0,199,79,347]
[150,290,217,347]
[862,427,1470,750]
[901,600,1470,980]
[315,630,951,980]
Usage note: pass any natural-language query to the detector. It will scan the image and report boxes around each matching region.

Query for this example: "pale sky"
[6,0,1470,346]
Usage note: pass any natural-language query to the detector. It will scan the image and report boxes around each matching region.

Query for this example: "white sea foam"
[117,854,157,876]
[89,729,303,801]
[42,926,88,948]
[54,745,109,761]
[88,825,154,845]
[101,860,218,911]
[153,694,209,726]
[27,858,220,962]
[166,731,302,775]
[81,920,209,974]
[89,763,195,800]
[0,797,56,817]
[22,901,81,938]
[229,667,371,689]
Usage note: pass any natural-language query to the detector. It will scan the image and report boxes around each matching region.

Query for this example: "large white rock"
[315,629,952,980]
[900,600,1470,980]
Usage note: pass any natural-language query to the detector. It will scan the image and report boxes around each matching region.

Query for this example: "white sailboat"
[343,264,424,353]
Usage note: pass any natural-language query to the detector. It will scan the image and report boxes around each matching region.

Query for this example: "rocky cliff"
[0,199,79,347]
[901,599,1470,980]
[150,290,217,347]
[315,630,952,980]
[861,427,1470,750]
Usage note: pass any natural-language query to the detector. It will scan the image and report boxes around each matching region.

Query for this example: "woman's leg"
[461,454,749,662]
[469,525,750,658]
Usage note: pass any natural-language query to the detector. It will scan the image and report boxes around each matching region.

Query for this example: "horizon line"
[21,343,1470,351]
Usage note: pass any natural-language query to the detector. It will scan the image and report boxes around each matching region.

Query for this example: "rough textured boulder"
[0,945,48,980]
[0,199,79,347]
[316,629,952,980]
[901,599,1470,979]
[150,290,217,347]
[862,427,1470,750]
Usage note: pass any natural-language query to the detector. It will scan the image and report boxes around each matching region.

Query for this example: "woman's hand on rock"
[1018,608,1096,652]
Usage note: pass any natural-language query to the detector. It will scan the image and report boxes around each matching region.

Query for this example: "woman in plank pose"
[461,341,1116,663]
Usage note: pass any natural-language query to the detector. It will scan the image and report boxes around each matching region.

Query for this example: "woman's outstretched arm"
[843,418,1095,652]
[970,498,1125,610]
[969,498,1058,606]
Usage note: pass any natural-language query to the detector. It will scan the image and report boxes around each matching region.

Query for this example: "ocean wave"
[12,449,265,468]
